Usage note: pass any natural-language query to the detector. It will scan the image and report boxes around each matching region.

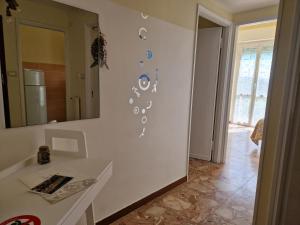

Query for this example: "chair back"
[45,129,88,158]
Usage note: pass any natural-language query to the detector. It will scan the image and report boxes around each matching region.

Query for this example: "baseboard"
[96,176,187,225]
[189,153,211,161]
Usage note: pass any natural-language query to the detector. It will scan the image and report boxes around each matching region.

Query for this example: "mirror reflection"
[0,0,100,128]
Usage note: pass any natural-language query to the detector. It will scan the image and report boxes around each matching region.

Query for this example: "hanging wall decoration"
[138,27,147,40]
[91,29,109,69]
[146,49,153,60]
[129,12,160,138]
[141,12,149,20]
[5,0,21,22]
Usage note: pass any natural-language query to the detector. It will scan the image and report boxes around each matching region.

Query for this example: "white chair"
[45,129,95,225]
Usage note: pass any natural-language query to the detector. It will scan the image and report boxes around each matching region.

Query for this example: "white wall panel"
[0,0,194,221]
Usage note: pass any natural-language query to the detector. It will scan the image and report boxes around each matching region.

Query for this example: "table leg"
[86,203,95,225]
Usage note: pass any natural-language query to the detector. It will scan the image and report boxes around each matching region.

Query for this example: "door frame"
[190,26,223,161]
[253,0,300,224]
[0,16,11,128]
[84,24,93,119]
[187,3,234,176]
[84,24,100,119]
[223,18,278,225]
[220,19,278,164]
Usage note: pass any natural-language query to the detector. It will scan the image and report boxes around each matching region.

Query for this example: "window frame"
[231,40,275,126]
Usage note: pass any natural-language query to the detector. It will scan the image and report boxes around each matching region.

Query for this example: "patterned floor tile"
[111,127,259,225]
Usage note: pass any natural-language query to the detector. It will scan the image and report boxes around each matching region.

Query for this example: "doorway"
[190,16,223,161]
[18,24,67,125]
[230,22,276,127]
[225,20,277,223]
[189,6,277,223]
[188,4,233,165]
[228,20,277,154]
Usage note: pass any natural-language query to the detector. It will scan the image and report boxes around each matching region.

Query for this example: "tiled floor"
[112,126,260,225]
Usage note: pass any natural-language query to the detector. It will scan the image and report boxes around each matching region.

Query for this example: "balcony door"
[231,41,274,126]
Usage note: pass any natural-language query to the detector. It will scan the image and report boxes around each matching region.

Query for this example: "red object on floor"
[0,215,41,225]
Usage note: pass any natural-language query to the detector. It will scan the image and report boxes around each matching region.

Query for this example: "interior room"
[228,20,276,153]
[223,21,277,222]
[1,0,300,225]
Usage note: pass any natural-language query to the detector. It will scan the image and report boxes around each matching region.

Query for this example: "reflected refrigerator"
[24,69,47,126]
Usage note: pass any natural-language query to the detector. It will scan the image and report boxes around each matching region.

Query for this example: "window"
[231,41,274,126]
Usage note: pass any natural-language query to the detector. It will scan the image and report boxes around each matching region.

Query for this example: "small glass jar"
[38,146,50,165]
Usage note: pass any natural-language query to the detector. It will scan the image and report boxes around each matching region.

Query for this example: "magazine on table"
[20,167,96,204]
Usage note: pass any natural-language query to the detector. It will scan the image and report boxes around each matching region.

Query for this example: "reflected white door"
[190,27,223,161]
[25,86,47,125]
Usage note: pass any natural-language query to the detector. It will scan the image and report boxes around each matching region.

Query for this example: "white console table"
[0,155,112,225]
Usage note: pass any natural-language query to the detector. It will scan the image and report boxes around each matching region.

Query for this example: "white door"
[25,86,47,125]
[190,27,223,161]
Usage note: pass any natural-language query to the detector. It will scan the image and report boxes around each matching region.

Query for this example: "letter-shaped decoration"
[129,98,134,105]
[138,74,151,91]
[138,27,147,40]
[139,127,146,138]
[152,81,158,93]
[152,68,159,93]
[142,108,146,114]
[133,106,140,115]
[146,100,152,110]
[132,86,141,98]
[139,60,144,68]
[141,12,149,20]
[155,68,159,80]
[141,115,148,124]
[146,49,153,60]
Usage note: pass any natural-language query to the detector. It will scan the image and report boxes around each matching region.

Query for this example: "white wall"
[0,0,194,221]
[233,5,278,24]
[238,22,277,43]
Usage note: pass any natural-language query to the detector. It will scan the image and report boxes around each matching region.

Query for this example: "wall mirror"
[0,0,100,128]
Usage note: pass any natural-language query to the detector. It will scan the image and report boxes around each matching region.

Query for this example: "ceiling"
[214,0,279,13]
